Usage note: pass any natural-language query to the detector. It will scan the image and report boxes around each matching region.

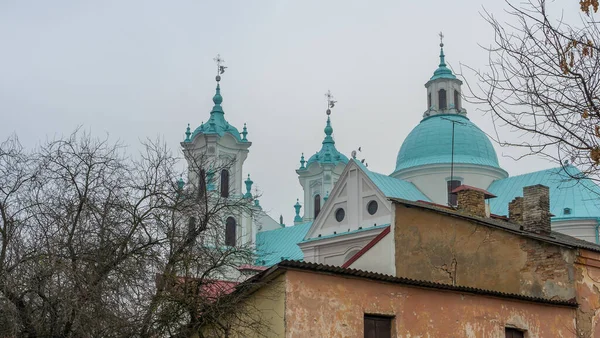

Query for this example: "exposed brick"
[457,190,486,218]
[508,197,523,225]
[522,185,551,235]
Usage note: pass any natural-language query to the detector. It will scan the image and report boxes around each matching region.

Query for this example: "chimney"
[452,185,496,218]
[508,197,524,225]
[522,184,552,235]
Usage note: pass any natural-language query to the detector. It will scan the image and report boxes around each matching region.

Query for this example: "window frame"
[447,179,461,207]
[505,327,525,338]
[364,314,393,338]
[220,169,230,198]
[314,194,321,218]
[438,89,447,110]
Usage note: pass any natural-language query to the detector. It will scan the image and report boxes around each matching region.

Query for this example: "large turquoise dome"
[394,114,501,173]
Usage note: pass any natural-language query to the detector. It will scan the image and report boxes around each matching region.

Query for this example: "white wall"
[348,233,394,275]
[552,219,598,244]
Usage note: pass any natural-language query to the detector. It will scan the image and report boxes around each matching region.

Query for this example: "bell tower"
[423,33,466,118]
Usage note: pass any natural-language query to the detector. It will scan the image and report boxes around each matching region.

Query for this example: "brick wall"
[457,190,486,218]
[522,185,551,235]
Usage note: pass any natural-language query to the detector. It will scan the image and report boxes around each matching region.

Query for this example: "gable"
[304,161,391,241]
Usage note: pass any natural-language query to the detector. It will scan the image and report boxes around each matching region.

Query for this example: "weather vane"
[213,54,227,82]
[325,90,337,115]
[439,31,444,47]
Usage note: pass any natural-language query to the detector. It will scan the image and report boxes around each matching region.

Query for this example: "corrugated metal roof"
[354,160,431,201]
[255,221,312,266]
[488,166,600,220]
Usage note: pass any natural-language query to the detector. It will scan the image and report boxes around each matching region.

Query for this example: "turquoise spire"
[430,33,457,81]
[185,124,191,142]
[241,123,248,141]
[244,174,253,198]
[254,199,261,209]
[323,116,334,144]
[177,177,185,190]
[323,191,329,202]
[294,199,303,223]
[299,153,306,169]
[305,116,348,166]
[212,84,223,111]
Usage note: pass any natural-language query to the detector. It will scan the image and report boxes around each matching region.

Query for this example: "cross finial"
[325,90,337,115]
[213,54,227,82]
[439,32,444,47]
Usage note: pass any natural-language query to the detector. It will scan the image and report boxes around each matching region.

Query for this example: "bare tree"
[465,0,600,180]
[0,130,270,337]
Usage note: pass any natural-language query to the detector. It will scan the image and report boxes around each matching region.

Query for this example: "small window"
[428,92,432,108]
[220,170,230,198]
[505,328,524,338]
[225,217,236,246]
[454,90,461,110]
[335,208,345,222]
[447,180,461,206]
[364,315,392,338]
[314,194,321,218]
[367,200,378,215]
[438,89,447,110]
[563,207,572,215]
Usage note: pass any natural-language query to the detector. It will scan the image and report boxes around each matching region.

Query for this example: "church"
[181,42,600,273]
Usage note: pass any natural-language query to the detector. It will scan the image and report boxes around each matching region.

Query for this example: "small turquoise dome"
[394,114,500,173]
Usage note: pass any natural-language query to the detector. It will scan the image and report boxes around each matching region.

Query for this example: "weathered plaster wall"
[394,204,577,300]
[284,270,576,338]
[207,275,286,338]
[575,249,600,337]
[348,234,394,275]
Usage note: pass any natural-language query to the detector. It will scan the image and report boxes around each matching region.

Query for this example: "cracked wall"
[394,205,576,300]
[284,270,576,338]
[575,249,600,337]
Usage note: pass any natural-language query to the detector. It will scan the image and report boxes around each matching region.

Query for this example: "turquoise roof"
[429,43,457,82]
[186,84,246,143]
[354,159,430,201]
[394,114,502,173]
[488,166,600,220]
[255,221,312,266]
[304,117,349,168]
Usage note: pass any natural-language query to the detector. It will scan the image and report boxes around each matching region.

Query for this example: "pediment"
[304,161,391,241]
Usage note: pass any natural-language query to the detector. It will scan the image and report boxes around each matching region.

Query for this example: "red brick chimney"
[452,185,496,218]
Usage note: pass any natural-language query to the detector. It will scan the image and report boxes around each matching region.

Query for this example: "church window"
[335,208,345,222]
[364,315,392,338]
[314,194,321,218]
[438,89,447,110]
[367,200,378,215]
[220,169,229,198]
[428,92,432,108]
[454,90,461,110]
[447,180,461,206]
[198,169,207,199]
[563,207,572,215]
[505,328,524,338]
[225,217,236,246]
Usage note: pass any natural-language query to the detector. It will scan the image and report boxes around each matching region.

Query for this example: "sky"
[0,0,581,224]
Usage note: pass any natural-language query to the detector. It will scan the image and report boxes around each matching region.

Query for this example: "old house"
[215,184,600,337]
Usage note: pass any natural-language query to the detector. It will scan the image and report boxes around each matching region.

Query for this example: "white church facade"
[182,45,600,275]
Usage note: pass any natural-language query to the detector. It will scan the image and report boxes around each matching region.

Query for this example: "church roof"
[185,83,247,143]
[302,116,349,168]
[354,160,430,201]
[394,114,503,173]
[255,221,312,266]
[488,165,600,220]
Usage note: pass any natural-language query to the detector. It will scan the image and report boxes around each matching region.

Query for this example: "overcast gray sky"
[0,0,578,224]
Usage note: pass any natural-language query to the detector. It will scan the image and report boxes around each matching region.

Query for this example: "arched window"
[314,194,321,218]
[428,92,432,108]
[198,169,206,199]
[454,90,461,110]
[220,169,229,198]
[438,89,447,110]
[225,217,236,246]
